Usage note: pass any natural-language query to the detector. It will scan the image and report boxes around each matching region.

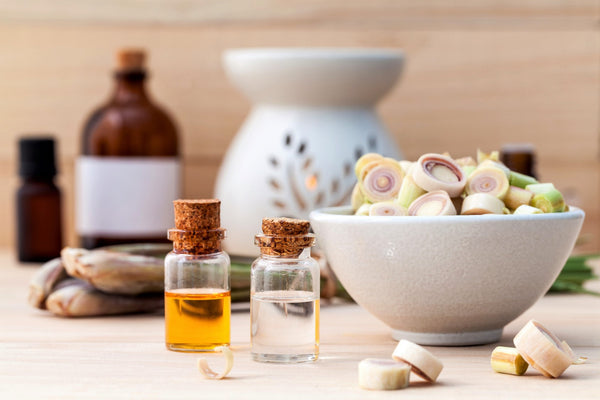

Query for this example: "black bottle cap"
[18,137,57,179]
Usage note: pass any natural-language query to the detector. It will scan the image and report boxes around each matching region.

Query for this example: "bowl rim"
[310,205,585,225]
[224,47,404,61]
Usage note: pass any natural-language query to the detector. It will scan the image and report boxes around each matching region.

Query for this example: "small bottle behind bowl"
[251,217,320,363]
[164,199,231,352]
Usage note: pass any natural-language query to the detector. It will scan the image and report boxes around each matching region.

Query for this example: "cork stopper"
[116,48,146,72]
[168,199,225,254]
[255,217,315,257]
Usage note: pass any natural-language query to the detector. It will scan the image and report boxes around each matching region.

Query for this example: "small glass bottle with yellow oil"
[164,199,230,352]
[251,217,320,363]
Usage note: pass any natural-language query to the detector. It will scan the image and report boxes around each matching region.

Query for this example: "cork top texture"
[116,48,146,71]
[168,199,225,254]
[256,217,315,257]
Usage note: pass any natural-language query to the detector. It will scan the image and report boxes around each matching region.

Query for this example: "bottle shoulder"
[81,102,179,156]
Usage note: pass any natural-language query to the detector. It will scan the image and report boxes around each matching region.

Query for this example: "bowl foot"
[391,328,503,346]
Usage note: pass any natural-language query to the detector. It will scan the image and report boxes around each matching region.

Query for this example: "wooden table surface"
[1,250,599,399]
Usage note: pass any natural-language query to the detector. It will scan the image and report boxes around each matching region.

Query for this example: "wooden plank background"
[1,0,599,252]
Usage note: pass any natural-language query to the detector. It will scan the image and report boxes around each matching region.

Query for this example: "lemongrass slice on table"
[358,359,411,390]
[359,158,405,203]
[490,346,529,376]
[461,193,504,215]
[513,320,572,378]
[408,190,456,216]
[560,341,587,365]
[355,153,383,178]
[396,175,426,209]
[411,153,466,197]
[392,339,443,382]
[465,165,510,199]
[197,346,234,380]
[504,186,534,210]
[369,201,407,216]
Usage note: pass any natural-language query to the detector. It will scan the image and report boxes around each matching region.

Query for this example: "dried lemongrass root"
[28,257,69,309]
[61,247,165,295]
[197,346,234,380]
[45,279,163,317]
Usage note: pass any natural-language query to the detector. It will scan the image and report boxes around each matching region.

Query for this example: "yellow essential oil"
[165,288,231,352]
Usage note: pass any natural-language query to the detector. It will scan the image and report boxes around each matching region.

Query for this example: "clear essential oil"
[251,290,319,362]
[250,217,320,363]
[165,288,231,352]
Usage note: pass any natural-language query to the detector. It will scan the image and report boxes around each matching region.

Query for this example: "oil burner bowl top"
[309,206,585,346]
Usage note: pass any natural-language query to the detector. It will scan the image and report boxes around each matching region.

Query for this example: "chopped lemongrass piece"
[461,165,477,178]
[491,346,529,376]
[525,182,556,194]
[398,160,414,176]
[392,339,444,382]
[197,346,234,380]
[411,153,466,197]
[514,320,572,378]
[454,156,477,168]
[369,202,407,216]
[513,204,543,215]
[478,159,511,178]
[504,186,534,210]
[396,175,426,209]
[359,158,405,203]
[355,153,383,178]
[358,359,411,390]
[355,203,372,216]
[465,165,510,199]
[477,149,499,164]
[408,190,456,216]
[461,193,504,215]
[531,190,565,213]
[509,171,538,188]
[351,183,366,211]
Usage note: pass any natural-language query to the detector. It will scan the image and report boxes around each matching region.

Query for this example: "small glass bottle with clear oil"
[164,199,230,352]
[251,217,320,363]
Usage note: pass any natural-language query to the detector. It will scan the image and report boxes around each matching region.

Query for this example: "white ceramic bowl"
[310,206,585,345]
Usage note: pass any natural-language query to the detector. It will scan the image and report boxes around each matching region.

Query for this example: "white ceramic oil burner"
[215,48,404,256]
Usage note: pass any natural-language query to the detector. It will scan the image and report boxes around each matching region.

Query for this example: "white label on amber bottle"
[76,156,180,237]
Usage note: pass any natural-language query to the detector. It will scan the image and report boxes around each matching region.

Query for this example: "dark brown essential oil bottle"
[77,49,180,249]
[16,137,63,263]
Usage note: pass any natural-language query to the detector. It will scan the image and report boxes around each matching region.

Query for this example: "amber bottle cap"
[255,217,315,257]
[168,199,225,254]
[116,48,146,72]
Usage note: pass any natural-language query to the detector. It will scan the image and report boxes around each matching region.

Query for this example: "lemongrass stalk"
[504,186,534,210]
[509,171,538,188]
[531,190,565,213]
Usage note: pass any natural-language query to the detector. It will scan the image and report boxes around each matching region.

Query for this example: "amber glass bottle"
[16,137,63,262]
[77,49,180,249]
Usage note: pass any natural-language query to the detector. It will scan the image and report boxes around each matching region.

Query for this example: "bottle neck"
[112,71,149,103]
[259,247,312,260]
[21,175,55,184]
